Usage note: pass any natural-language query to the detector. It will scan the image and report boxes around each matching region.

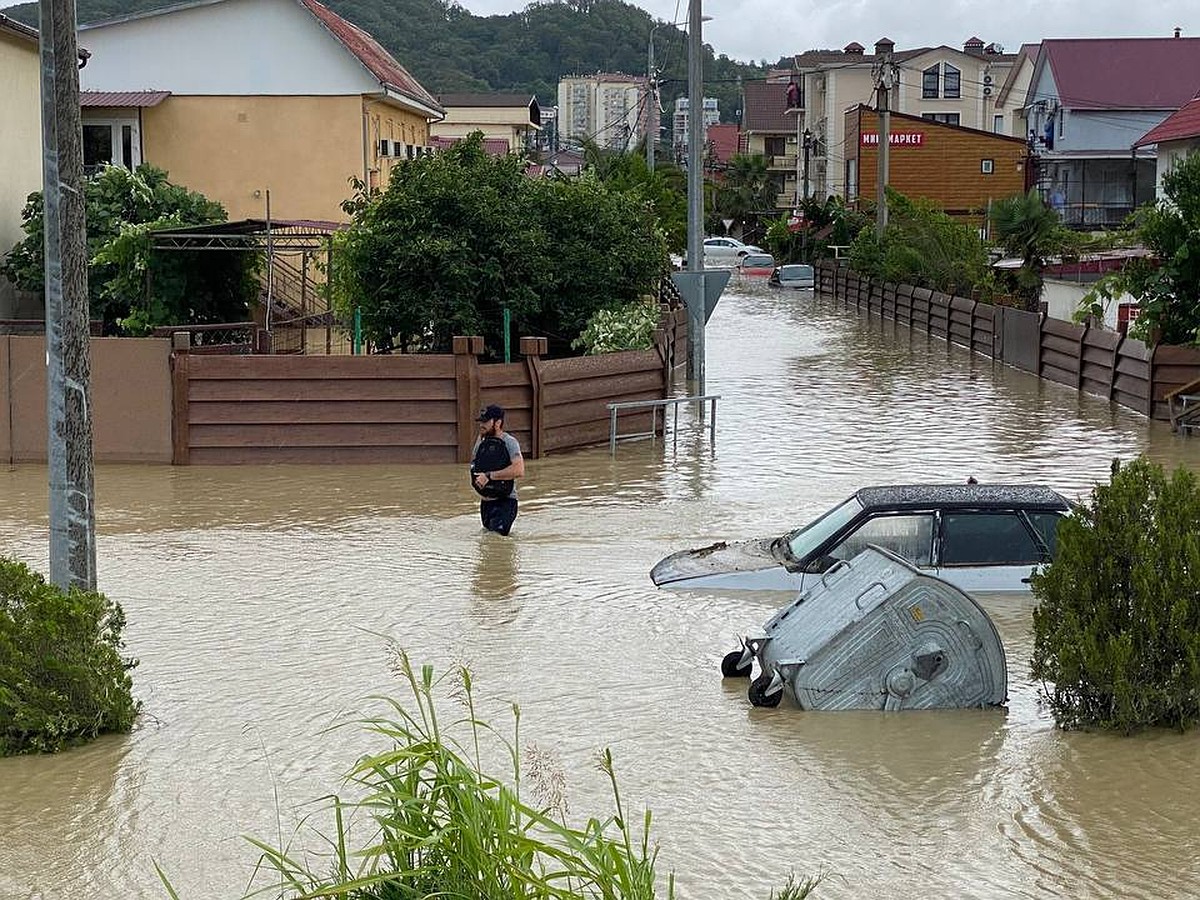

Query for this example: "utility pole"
[874,50,897,238]
[40,0,97,591]
[646,30,656,172]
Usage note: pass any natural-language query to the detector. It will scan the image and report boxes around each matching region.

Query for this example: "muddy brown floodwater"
[3,282,1199,899]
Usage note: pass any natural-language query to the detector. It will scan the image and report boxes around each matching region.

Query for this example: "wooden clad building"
[843,105,1029,226]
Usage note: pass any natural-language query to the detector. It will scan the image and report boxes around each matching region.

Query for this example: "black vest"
[471,436,514,499]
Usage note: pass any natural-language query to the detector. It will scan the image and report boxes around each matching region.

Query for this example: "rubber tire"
[748,674,782,708]
[721,650,752,678]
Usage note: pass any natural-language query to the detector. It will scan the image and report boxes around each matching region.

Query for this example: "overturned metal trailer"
[736,546,1008,710]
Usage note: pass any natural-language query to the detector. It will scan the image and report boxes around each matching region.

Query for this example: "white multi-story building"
[556,73,650,152]
[671,96,720,158]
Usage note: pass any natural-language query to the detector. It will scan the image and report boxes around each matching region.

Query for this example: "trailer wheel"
[721,650,752,678]
[748,674,782,708]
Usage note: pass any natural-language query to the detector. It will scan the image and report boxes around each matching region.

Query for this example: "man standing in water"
[471,404,525,536]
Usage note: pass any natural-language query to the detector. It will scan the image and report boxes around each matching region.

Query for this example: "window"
[940,512,1042,566]
[943,64,960,99]
[993,114,1004,134]
[921,112,960,126]
[82,118,140,175]
[1025,511,1064,559]
[922,65,940,99]
[846,157,858,200]
[814,513,935,570]
[981,158,994,174]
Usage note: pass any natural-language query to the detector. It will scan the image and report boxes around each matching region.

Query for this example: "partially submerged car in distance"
[651,484,1072,595]
[736,252,777,277]
[769,263,815,289]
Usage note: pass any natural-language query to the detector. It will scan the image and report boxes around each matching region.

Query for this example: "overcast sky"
[456,0,1197,62]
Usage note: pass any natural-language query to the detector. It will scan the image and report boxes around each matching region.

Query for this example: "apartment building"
[671,96,720,159]
[556,73,650,152]
[773,37,1017,200]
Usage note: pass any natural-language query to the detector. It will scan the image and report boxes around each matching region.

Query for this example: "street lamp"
[647,14,712,172]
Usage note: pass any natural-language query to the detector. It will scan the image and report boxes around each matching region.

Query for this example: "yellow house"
[0,13,41,311]
[77,0,443,222]
[430,93,541,155]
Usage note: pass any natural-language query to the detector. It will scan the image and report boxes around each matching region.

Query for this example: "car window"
[742,255,774,266]
[1025,511,1064,559]
[940,511,1043,566]
[815,513,935,570]
[783,496,862,562]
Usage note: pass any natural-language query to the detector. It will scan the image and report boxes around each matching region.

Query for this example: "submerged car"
[769,263,815,289]
[651,484,1072,595]
[737,252,777,277]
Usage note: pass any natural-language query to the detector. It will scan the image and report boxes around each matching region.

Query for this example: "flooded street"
[3,283,1200,899]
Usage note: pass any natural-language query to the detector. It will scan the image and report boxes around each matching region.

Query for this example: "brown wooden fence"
[170,308,688,465]
[817,262,1200,420]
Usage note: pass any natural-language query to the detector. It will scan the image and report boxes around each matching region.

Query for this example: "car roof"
[854,483,1070,512]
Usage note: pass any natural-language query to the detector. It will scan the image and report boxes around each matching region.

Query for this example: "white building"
[671,96,720,156]
[556,73,649,152]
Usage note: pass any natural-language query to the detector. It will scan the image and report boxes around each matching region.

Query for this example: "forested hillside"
[1,0,779,123]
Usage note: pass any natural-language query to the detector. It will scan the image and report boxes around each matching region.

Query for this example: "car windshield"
[781,265,813,278]
[743,254,774,267]
[775,496,863,563]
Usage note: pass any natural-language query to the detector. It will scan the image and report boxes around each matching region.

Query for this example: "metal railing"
[607,394,719,454]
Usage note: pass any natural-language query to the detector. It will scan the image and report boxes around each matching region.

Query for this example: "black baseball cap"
[477,404,504,422]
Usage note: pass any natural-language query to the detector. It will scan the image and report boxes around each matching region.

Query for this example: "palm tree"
[715,153,774,233]
[989,189,1070,311]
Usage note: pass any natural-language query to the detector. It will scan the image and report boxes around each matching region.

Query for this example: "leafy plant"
[1081,153,1200,345]
[571,298,661,354]
[0,557,139,755]
[0,165,259,334]
[330,133,668,357]
[1030,457,1200,733]
[174,650,676,899]
[847,188,991,295]
[714,154,775,233]
[988,189,1078,312]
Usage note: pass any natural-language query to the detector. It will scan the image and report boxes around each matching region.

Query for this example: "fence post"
[1109,333,1123,401]
[453,335,483,463]
[520,335,548,459]
[1076,318,1090,390]
[170,331,191,466]
[254,328,272,354]
[1147,341,1159,418]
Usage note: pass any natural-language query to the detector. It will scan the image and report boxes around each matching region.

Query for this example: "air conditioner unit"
[983,86,993,97]
[787,135,798,144]
[983,74,994,85]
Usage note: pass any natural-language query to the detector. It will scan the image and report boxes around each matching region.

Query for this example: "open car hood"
[650,538,778,586]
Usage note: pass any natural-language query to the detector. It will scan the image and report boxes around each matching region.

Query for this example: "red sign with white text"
[860,132,925,147]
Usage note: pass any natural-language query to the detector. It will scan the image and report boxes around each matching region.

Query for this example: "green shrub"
[0,558,139,755]
[1030,458,1200,732]
[571,299,661,355]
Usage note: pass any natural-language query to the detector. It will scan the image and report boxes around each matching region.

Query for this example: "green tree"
[848,188,991,294]
[0,557,139,755]
[1030,458,1200,733]
[0,165,259,334]
[330,133,668,356]
[989,188,1076,312]
[714,154,774,232]
[1083,153,1200,345]
[580,141,687,251]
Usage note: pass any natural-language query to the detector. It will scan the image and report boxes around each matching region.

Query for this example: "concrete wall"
[0,336,173,463]
[0,30,41,265]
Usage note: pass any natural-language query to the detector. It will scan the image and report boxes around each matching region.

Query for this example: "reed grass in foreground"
[158,649,821,899]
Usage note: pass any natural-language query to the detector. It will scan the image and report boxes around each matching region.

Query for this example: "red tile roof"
[299,0,441,116]
[1042,38,1200,109]
[1135,95,1200,146]
[81,90,171,107]
[706,123,740,165]
[742,80,797,133]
